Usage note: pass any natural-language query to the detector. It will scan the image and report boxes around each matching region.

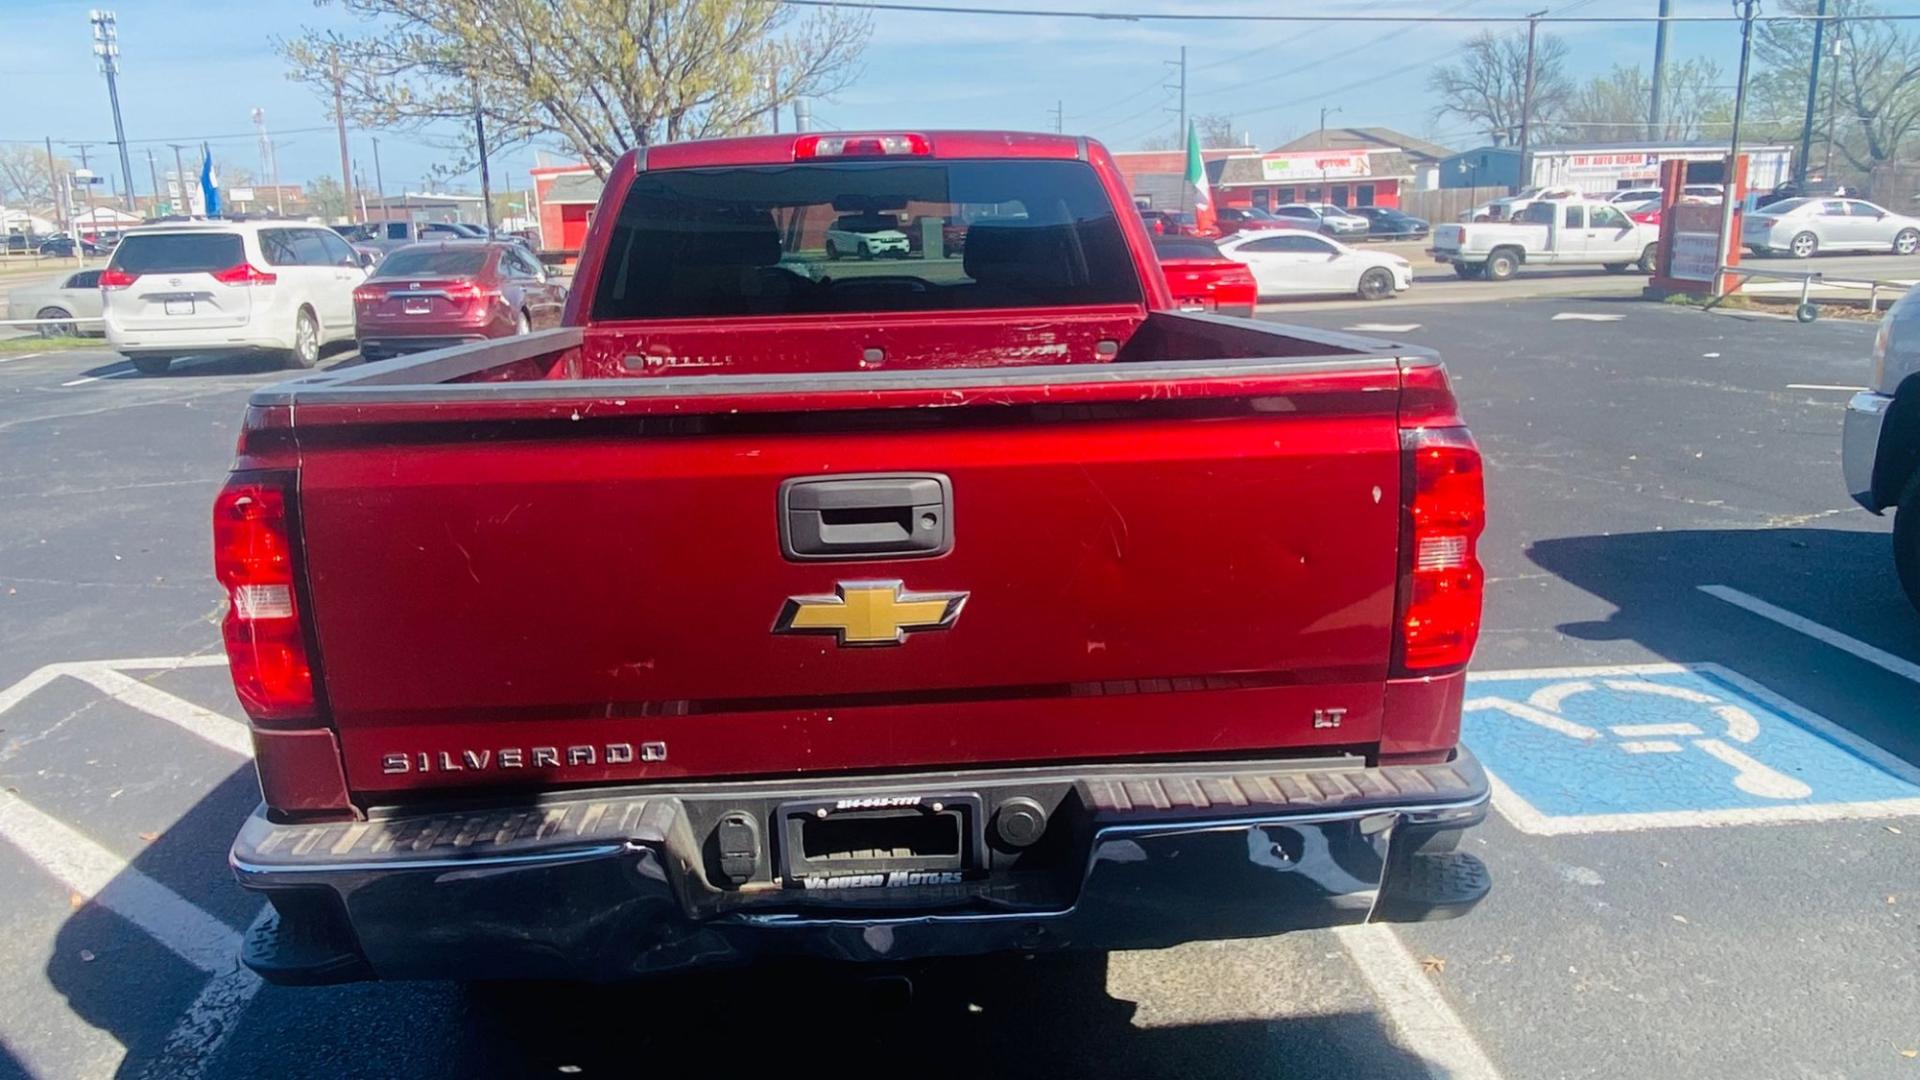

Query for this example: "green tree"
[306,176,348,220]
[1427,30,1575,146]
[278,0,870,178]
[1558,60,1731,144]
[1749,0,1920,180]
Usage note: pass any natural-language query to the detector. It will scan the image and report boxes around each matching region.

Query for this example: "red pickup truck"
[217,130,1490,984]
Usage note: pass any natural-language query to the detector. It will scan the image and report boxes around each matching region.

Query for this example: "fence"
[1398,186,1511,224]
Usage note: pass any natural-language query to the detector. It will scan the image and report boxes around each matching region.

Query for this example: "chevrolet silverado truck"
[217,130,1492,985]
[1432,196,1660,280]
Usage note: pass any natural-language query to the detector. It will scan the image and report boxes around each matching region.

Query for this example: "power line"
[775,0,1918,23]
[1192,0,1481,102]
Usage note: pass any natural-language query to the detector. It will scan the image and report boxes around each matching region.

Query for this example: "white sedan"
[1745,197,1920,258]
[1217,231,1413,301]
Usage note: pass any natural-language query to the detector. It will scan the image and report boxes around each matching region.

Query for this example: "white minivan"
[103,221,370,374]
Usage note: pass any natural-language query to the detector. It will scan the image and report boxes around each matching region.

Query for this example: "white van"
[102,221,370,374]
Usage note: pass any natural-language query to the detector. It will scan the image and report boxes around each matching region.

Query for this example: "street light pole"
[1516,9,1546,196]
[473,80,496,234]
[89,11,138,213]
[1795,0,1829,187]
[1319,106,1341,198]
[1716,0,1759,298]
[168,143,191,216]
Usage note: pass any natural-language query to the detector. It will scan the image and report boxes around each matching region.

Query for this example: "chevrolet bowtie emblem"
[774,581,968,646]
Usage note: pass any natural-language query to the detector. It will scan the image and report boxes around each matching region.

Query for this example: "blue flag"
[200,144,222,218]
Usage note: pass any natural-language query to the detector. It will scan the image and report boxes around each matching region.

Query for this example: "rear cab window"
[109,231,244,274]
[590,158,1140,320]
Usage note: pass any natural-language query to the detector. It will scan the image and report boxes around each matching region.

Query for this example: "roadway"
[0,296,1916,1078]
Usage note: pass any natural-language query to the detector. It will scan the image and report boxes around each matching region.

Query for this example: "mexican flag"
[1185,121,1215,234]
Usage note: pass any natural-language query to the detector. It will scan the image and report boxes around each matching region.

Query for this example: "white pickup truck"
[1431,198,1661,280]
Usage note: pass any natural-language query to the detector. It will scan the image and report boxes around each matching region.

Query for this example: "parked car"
[101,220,370,374]
[1151,233,1257,316]
[1219,229,1412,300]
[1609,187,1665,205]
[1431,197,1659,280]
[826,212,911,259]
[1743,197,1920,259]
[221,129,1491,988]
[36,234,102,257]
[5,269,105,337]
[353,241,566,361]
[1348,206,1430,240]
[1139,210,1216,238]
[348,220,487,254]
[1843,289,1920,607]
[1215,206,1301,236]
[1272,202,1369,237]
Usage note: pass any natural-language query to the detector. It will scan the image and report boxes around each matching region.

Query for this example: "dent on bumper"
[233,753,1492,983]
[1843,391,1893,509]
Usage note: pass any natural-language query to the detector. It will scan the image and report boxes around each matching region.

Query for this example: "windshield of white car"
[1765,198,1815,215]
[108,232,245,274]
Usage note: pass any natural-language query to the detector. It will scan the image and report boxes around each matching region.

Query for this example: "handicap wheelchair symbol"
[1468,677,1811,800]
[1460,664,1920,833]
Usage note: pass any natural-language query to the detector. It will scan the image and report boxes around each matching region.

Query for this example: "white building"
[1526,141,1795,197]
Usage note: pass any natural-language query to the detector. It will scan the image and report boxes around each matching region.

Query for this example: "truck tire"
[825,240,841,261]
[1635,243,1658,273]
[287,308,321,369]
[1789,231,1819,259]
[1357,267,1395,300]
[1897,474,1920,613]
[1601,263,1629,274]
[1453,263,1483,280]
[1894,229,1919,257]
[130,355,172,375]
[1485,248,1519,281]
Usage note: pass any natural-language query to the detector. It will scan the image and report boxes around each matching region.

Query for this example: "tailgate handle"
[781,474,952,560]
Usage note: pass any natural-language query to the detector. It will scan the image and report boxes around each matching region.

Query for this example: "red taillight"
[98,267,136,289]
[794,133,931,159]
[214,475,316,721]
[1394,425,1485,674]
[353,286,383,304]
[209,262,277,286]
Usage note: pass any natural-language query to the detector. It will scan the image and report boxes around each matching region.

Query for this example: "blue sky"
[3,0,1761,199]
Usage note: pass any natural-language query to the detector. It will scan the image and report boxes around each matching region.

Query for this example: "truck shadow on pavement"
[1526,525,1920,769]
[45,762,1435,1079]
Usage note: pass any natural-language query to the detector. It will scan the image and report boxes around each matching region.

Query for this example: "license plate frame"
[164,299,195,316]
[777,792,985,890]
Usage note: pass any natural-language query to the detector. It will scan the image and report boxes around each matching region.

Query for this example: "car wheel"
[287,308,320,369]
[34,306,75,338]
[1635,243,1658,273]
[1452,263,1483,280]
[1896,474,1920,613]
[516,310,532,336]
[1789,231,1818,259]
[1895,229,1919,256]
[130,355,172,375]
[858,242,873,260]
[1357,267,1395,301]
[1485,248,1519,281]
[825,240,840,261]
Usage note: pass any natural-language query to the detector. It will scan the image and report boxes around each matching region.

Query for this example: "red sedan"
[1152,234,1257,318]
[353,241,566,361]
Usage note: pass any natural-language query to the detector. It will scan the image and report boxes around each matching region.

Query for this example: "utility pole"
[67,143,94,172]
[89,11,137,212]
[251,108,284,216]
[45,137,67,232]
[1822,35,1843,180]
[167,143,191,216]
[1516,9,1547,196]
[329,47,356,223]
[1649,0,1673,140]
[1716,0,1759,297]
[1795,0,1829,187]
[473,80,495,233]
[370,136,387,220]
[1164,48,1187,147]
[1319,106,1341,195]
[794,99,813,132]
[1048,100,1063,134]
[768,71,780,134]
[145,148,160,217]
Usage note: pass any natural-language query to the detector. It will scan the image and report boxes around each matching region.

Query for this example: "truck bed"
[240,312,1439,805]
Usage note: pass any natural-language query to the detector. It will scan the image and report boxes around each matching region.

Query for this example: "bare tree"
[1559,60,1730,143]
[279,0,871,178]
[0,145,71,213]
[1751,0,1920,179]
[1426,30,1574,146]
[1139,114,1241,152]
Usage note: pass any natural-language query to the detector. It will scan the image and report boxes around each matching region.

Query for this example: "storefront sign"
[1259,153,1372,182]
[1565,152,1658,174]
[1671,232,1720,282]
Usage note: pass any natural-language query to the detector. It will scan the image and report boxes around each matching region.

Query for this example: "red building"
[530,164,604,256]
[1111,147,1414,214]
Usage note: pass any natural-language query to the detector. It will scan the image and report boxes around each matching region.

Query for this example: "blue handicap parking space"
[1463,663,1920,834]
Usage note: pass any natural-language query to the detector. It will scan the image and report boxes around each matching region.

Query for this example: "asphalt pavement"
[1,294,1917,1079]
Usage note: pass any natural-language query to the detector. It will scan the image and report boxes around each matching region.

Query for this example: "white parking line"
[60,369,135,386]
[68,666,253,757]
[1787,383,1868,392]
[1,351,48,363]
[1699,584,1920,685]
[1335,923,1504,1080]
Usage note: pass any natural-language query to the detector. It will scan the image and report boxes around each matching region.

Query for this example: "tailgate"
[290,362,1407,796]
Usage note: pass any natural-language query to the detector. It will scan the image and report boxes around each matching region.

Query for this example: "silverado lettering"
[219,129,1492,986]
